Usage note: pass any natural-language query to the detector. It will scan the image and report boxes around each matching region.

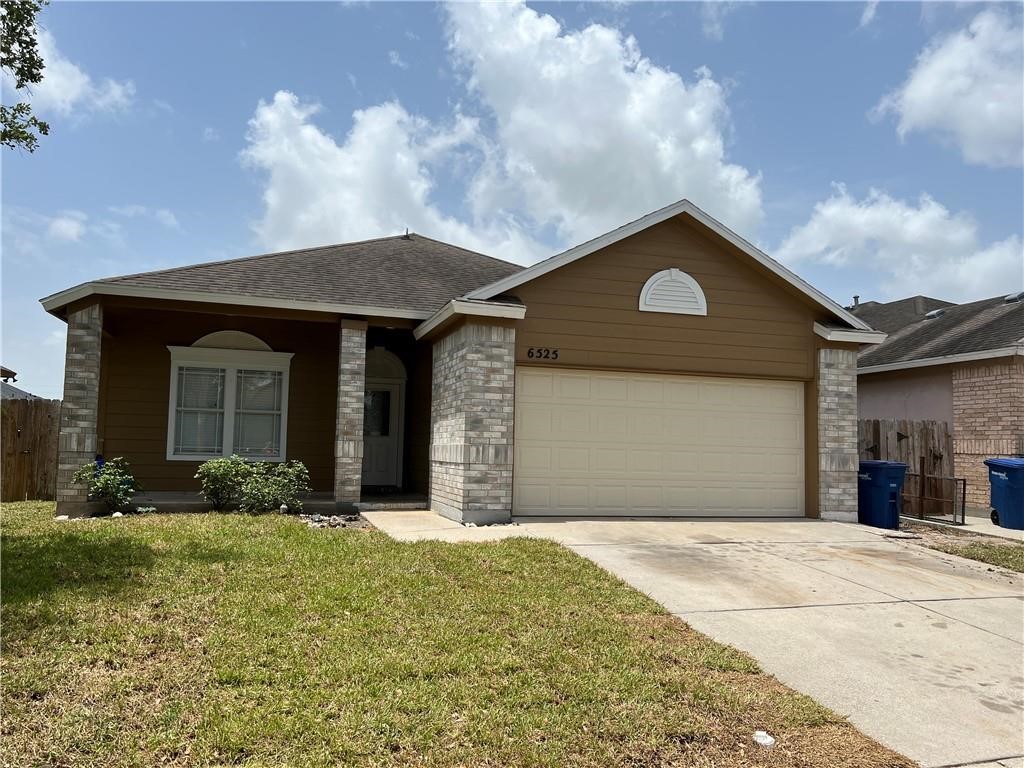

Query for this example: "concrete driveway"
[365,512,1024,768]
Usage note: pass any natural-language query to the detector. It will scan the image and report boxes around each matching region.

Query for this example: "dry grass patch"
[2,502,913,767]
[903,522,1024,573]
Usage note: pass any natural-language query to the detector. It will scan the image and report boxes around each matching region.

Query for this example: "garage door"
[514,368,804,517]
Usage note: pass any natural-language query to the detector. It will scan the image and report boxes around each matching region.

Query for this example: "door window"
[363,390,391,437]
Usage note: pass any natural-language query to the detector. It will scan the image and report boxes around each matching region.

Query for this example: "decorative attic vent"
[639,268,708,316]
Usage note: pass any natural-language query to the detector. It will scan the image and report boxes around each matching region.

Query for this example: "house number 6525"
[527,347,559,360]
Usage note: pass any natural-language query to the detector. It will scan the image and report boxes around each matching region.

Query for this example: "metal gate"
[901,459,967,525]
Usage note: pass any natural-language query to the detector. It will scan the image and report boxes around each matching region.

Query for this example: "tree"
[1,0,49,152]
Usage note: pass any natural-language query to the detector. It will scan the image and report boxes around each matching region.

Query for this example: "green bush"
[71,457,138,513]
[195,455,250,511]
[195,456,311,514]
[238,460,311,514]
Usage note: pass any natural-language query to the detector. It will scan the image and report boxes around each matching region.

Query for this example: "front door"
[362,382,402,487]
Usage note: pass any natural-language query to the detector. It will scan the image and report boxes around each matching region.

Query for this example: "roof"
[1,381,43,400]
[0,365,16,382]
[849,296,955,334]
[41,234,522,318]
[857,294,1024,371]
[464,198,873,332]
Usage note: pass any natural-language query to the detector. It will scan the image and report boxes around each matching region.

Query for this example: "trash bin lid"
[859,460,908,469]
[984,457,1024,470]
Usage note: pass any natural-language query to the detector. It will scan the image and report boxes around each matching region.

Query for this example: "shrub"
[72,457,138,513]
[238,460,312,514]
[195,455,250,511]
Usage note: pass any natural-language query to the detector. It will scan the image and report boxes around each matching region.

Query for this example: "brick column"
[429,320,515,525]
[334,318,367,510]
[953,358,1024,508]
[818,347,859,522]
[55,303,103,517]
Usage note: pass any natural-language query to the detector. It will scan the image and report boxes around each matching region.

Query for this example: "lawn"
[903,523,1024,573]
[1,502,912,767]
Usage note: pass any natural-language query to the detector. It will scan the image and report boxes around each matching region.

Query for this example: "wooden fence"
[857,419,953,477]
[1,398,61,502]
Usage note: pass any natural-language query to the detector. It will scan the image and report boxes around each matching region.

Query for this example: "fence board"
[1,399,61,501]
[857,419,953,477]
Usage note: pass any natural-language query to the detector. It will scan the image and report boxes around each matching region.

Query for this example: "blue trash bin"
[858,461,908,530]
[983,458,1024,530]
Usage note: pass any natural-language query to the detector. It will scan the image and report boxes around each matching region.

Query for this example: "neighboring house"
[852,294,1024,507]
[0,366,43,400]
[41,199,884,522]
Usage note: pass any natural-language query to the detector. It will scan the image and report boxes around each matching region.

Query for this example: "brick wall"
[818,347,859,522]
[429,320,515,524]
[952,357,1024,507]
[56,303,103,516]
[334,319,367,508]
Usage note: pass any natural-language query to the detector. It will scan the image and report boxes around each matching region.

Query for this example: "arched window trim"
[638,268,708,316]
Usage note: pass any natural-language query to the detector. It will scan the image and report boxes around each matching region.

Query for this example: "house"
[41,199,885,522]
[0,366,44,400]
[852,294,1024,507]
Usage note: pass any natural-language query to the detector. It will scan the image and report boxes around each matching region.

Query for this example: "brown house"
[853,294,1024,507]
[42,200,883,522]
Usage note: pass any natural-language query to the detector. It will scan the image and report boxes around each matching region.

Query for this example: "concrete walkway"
[364,511,1024,768]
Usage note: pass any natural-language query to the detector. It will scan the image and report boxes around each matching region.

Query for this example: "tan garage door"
[514,368,804,517]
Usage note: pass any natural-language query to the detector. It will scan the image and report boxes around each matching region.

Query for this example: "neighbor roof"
[41,234,522,318]
[857,294,1024,372]
[850,296,955,334]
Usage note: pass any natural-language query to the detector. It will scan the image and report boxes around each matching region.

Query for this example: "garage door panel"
[514,368,804,517]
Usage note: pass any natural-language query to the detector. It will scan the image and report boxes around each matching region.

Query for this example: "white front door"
[362,382,403,486]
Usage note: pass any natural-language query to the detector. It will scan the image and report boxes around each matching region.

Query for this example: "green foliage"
[195,456,311,514]
[1,1,50,152]
[194,455,250,511]
[237,460,311,514]
[71,457,138,513]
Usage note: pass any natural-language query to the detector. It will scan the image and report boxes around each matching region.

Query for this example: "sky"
[2,0,1023,398]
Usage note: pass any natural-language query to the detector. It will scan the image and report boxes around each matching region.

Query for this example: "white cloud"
[873,9,1023,167]
[859,1,879,28]
[240,92,542,262]
[700,2,740,41]
[241,2,761,264]
[46,211,88,242]
[25,30,135,116]
[109,204,181,230]
[202,126,220,142]
[446,1,763,244]
[388,50,408,69]
[776,185,1023,302]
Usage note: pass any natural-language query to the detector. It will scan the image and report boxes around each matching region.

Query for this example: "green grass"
[1,502,912,767]
[930,540,1024,573]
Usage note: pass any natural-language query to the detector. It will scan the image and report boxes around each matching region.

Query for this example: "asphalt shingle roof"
[856,294,1024,368]
[95,234,523,315]
[850,296,955,334]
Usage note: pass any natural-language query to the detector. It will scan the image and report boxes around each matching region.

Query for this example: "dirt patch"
[901,523,1024,573]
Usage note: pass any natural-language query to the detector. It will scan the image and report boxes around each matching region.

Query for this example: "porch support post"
[429,319,515,525]
[55,303,103,517]
[334,318,367,510]
[817,346,859,522]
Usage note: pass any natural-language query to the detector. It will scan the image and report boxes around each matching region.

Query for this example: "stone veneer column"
[334,318,367,510]
[817,347,859,521]
[55,303,103,517]
[429,320,515,525]
[952,358,1024,508]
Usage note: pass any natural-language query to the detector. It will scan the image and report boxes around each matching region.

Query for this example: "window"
[166,345,293,461]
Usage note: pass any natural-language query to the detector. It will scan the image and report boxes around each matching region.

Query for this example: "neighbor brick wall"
[334,319,367,508]
[429,320,515,524]
[818,347,859,522]
[55,303,103,516]
[952,357,1024,507]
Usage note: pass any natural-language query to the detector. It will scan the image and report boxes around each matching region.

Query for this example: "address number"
[527,347,559,360]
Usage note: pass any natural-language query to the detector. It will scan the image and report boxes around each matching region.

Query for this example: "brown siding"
[99,305,338,492]
[513,216,821,380]
[511,214,845,518]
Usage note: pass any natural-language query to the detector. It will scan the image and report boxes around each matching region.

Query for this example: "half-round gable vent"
[638,268,708,316]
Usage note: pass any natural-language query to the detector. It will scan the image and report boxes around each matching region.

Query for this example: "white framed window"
[166,345,293,461]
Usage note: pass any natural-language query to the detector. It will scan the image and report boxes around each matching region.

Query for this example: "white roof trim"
[813,322,887,344]
[413,298,526,340]
[857,345,1022,375]
[39,282,432,320]
[464,199,872,331]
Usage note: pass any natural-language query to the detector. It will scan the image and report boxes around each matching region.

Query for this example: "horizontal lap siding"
[99,307,337,492]
[513,217,816,380]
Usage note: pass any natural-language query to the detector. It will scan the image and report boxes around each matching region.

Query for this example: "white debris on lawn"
[753,730,776,747]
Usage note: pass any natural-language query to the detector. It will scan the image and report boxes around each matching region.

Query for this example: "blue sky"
[3,1,1023,398]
